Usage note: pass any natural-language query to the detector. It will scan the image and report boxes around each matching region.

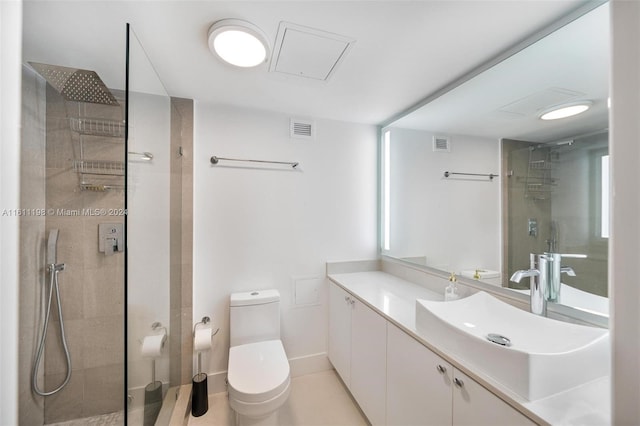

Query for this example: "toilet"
[227,289,290,425]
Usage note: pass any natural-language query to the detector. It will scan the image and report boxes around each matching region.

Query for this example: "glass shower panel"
[126,26,178,425]
[20,62,126,423]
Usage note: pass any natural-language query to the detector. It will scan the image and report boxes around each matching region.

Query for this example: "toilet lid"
[228,340,290,403]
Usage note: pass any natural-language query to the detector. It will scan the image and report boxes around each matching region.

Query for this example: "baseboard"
[128,381,169,409]
[289,352,332,377]
[207,370,229,394]
[204,352,332,395]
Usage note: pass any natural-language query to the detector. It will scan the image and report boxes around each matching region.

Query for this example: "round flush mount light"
[208,19,270,68]
[539,102,592,121]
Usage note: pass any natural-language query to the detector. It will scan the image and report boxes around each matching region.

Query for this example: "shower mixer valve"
[98,223,123,256]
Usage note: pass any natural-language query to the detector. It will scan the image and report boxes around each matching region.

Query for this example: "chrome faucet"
[510,252,582,316]
[510,253,547,315]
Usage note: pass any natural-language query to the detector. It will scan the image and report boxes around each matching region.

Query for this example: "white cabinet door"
[452,369,535,426]
[350,298,387,426]
[328,283,352,387]
[387,323,453,426]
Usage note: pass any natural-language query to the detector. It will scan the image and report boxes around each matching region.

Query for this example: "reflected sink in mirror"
[415,291,609,400]
[382,3,611,323]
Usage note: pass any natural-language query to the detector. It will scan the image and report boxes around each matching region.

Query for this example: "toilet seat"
[228,339,290,404]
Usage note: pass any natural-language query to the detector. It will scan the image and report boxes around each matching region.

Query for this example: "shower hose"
[32,263,72,396]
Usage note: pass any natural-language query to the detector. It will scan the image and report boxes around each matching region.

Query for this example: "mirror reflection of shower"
[32,229,71,396]
[504,130,609,299]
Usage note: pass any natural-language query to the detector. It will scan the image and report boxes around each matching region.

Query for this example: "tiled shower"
[18,27,194,425]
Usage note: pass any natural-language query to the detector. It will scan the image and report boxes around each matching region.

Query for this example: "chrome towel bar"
[444,171,498,180]
[210,156,299,169]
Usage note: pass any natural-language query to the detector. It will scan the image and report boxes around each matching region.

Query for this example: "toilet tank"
[229,289,281,347]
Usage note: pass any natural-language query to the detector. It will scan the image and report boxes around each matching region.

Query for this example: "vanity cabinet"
[387,323,453,425]
[386,323,534,426]
[328,283,352,386]
[328,283,387,425]
[329,282,534,426]
[452,369,535,426]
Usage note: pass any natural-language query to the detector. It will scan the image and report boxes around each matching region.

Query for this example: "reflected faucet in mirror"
[511,252,584,316]
[381,3,609,321]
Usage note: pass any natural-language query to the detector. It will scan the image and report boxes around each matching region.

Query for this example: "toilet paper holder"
[140,322,168,386]
[193,316,220,337]
[193,316,219,376]
[139,322,167,352]
[151,321,167,338]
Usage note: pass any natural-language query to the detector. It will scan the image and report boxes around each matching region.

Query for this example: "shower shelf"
[524,149,556,200]
[69,117,125,138]
[73,159,125,176]
[79,183,125,192]
[528,159,554,170]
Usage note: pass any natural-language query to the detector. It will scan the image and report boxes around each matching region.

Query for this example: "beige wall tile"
[83,316,124,369]
[83,364,124,417]
[46,167,82,211]
[83,264,124,319]
[44,369,84,424]
[181,307,194,384]
[50,266,85,321]
[181,262,193,309]
[20,65,47,426]
[44,318,85,374]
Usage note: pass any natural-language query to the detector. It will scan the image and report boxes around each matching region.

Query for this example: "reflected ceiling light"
[539,102,592,121]
[208,19,270,68]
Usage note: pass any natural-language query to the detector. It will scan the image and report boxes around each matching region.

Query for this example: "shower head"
[29,62,119,106]
[47,229,59,265]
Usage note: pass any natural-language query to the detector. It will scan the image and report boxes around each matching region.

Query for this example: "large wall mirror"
[381,2,609,318]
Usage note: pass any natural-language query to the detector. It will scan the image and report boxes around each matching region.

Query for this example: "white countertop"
[328,270,610,426]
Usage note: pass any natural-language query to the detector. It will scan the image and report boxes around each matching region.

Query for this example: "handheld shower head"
[47,229,60,265]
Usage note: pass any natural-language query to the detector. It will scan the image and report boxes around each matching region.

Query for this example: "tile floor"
[46,410,124,426]
[188,370,368,426]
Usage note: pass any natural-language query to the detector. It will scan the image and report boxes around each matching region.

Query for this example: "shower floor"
[45,411,123,426]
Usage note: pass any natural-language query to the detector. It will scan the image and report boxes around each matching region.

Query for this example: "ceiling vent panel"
[497,87,585,116]
[290,118,315,139]
[270,22,355,82]
[433,136,450,152]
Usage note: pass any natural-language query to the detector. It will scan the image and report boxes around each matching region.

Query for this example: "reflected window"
[383,130,391,251]
[601,154,609,238]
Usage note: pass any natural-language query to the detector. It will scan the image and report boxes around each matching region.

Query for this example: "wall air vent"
[433,136,450,152]
[290,118,315,140]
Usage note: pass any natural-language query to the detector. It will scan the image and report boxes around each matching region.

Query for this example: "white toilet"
[227,289,290,426]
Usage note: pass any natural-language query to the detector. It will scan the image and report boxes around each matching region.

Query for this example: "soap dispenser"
[445,272,460,301]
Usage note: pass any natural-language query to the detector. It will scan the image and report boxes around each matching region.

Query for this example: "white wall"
[610,1,640,423]
[387,128,501,273]
[0,1,22,424]
[193,104,378,376]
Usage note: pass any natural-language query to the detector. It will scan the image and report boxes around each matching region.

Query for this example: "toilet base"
[234,410,279,426]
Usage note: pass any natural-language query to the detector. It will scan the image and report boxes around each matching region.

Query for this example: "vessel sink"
[415,291,609,400]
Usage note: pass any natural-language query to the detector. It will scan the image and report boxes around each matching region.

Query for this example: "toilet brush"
[192,351,208,417]
[143,359,163,426]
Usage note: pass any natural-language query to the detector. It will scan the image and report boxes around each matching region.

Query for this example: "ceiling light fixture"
[208,19,270,68]
[539,102,592,121]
